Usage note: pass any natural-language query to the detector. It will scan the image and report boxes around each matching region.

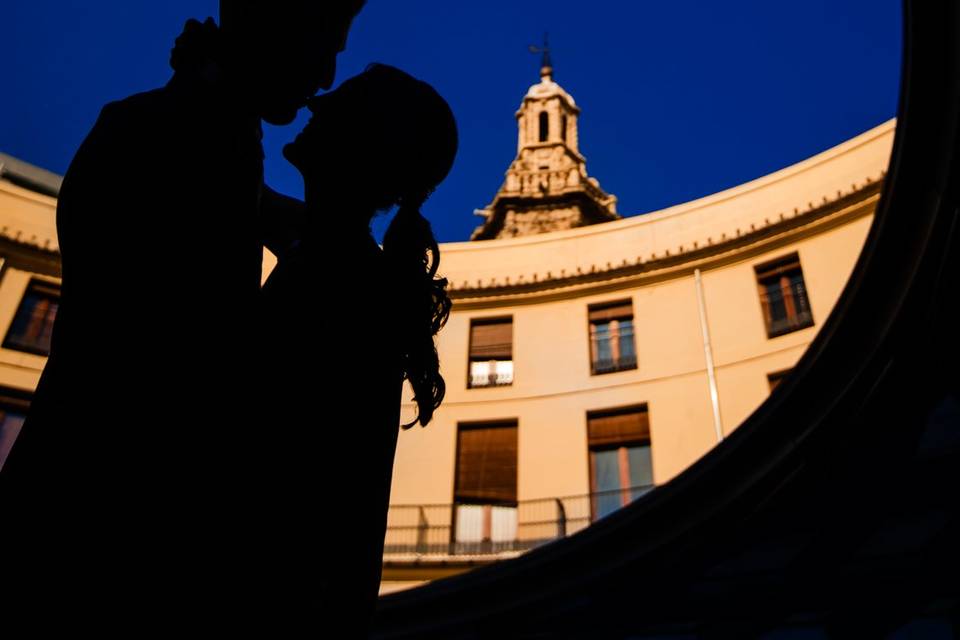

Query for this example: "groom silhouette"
[3,1,365,630]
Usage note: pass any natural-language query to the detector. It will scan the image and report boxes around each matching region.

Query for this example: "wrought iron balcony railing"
[591,353,638,375]
[469,359,514,388]
[759,284,815,337]
[469,370,515,388]
[766,308,815,337]
[383,485,654,559]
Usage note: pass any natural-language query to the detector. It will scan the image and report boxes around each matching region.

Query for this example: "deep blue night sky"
[2,1,901,243]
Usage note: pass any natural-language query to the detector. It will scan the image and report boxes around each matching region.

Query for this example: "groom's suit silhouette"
[2,3,364,630]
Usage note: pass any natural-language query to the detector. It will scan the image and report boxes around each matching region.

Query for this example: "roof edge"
[0,152,63,198]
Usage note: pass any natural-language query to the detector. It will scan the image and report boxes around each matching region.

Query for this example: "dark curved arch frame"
[373,1,960,636]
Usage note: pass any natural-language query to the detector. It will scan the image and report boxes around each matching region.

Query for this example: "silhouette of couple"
[3,2,456,635]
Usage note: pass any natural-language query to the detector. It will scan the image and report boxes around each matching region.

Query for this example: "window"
[452,421,518,552]
[468,317,513,388]
[768,369,792,392]
[587,406,653,522]
[561,114,568,143]
[755,254,814,338]
[588,300,637,375]
[0,387,31,472]
[3,279,60,356]
[539,111,549,142]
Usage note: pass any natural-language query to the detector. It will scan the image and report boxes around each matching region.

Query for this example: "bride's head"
[283,63,457,219]
[284,64,458,429]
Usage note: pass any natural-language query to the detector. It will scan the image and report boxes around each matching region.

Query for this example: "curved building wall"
[0,120,895,591]
[387,121,894,561]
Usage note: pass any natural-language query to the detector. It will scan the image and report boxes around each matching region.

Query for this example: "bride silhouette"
[259,63,458,635]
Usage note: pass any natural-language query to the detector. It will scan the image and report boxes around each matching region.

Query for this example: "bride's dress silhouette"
[259,64,458,635]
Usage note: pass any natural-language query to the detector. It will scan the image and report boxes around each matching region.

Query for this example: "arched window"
[561,115,568,143]
[539,111,549,142]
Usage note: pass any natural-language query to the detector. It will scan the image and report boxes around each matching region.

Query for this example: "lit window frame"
[451,419,519,552]
[587,299,638,376]
[467,316,514,389]
[3,277,61,357]
[754,253,815,339]
[586,404,654,523]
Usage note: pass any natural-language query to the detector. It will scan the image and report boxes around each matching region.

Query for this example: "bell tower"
[471,38,619,240]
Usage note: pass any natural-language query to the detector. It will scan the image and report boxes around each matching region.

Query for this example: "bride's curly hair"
[352,64,458,428]
[385,193,453,429]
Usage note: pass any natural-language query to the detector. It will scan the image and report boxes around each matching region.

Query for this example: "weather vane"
[529,32,553,77]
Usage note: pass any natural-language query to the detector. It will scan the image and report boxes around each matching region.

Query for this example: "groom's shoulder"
[66,87,176,178]
[95,87,177,133]
[93,83,233,153]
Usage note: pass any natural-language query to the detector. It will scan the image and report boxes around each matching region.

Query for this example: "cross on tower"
[529,33,553,78]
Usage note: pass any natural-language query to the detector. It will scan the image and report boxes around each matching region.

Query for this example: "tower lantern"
[471,40,619,240]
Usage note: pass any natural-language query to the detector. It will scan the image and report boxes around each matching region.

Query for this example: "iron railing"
[469,370,514,388]
[591,353,638,374]
[383,485,654,558]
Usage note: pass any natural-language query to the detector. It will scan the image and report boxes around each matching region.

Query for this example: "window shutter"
[469,319,513,360]
[455,423,518,504]
[755,254,801,282]
[588,407,650,448]
[588,301,633,323]
[5,280,61,355]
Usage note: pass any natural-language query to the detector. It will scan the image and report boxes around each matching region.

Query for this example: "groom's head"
[219,0,365,125]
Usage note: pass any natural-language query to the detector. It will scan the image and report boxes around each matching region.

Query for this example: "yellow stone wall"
[392,120,893,511]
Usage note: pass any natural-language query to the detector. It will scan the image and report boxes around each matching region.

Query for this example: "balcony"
[383,486,655,560]
[590,353,638,375]
[468,359,514,388]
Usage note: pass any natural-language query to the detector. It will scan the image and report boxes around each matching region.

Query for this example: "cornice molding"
[0,236,62,278]
[450,181,882,310]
